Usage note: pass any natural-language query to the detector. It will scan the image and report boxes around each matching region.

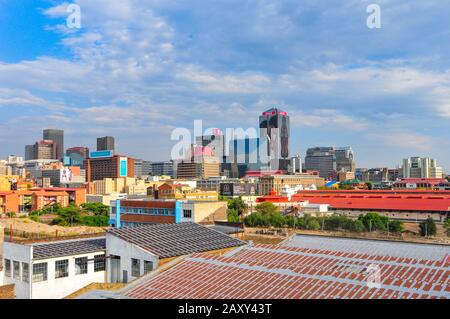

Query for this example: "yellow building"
[258,174,325,195]
[0,175,19,191]
[184,191,219,201]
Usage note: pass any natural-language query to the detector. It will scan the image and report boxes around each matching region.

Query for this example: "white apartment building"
[402,157,444,178]
[2,237,106,299]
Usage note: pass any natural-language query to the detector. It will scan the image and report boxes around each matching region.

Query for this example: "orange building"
[0,188,86,215]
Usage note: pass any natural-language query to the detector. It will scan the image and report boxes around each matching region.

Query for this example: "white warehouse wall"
[106,233,158,284]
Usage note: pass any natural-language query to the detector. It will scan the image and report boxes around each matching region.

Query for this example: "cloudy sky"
[0,0,449,171]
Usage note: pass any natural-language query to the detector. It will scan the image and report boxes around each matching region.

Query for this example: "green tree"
[358,213,389,232]
[366,182,373,190]
[54,205,81,226]
[227,208,240,222]
[227,197,248,216]
[419,218,437,237]
[80,202,109,216]
[444,219,450,237]
[254,202,279,216]
[388,220,404,233]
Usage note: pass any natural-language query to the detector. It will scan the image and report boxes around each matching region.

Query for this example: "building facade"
[258,174,325,195]
[85,154,135,182]
[43,129,64,160]
[259,108,290,171]
[304,147,336,179]
[97,136,115,152]
[402,157,444,179]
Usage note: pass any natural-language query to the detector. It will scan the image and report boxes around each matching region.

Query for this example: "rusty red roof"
[124,237,450,299]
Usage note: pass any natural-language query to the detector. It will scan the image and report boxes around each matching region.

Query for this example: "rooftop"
[107,222,245,259]
[32,237,106,260]
[123,235,450,299]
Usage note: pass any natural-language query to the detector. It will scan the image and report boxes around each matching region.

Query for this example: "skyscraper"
[97,136,115,152]
[195,129,225,162]
[259,107,290,171]
[304,147,337,179]
[402,157,443,178]
[43,129,64,160]
[335,147,356,172]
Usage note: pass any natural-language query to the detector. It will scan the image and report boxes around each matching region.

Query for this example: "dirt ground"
[0,217,107,238]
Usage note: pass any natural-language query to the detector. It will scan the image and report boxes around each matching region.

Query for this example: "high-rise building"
[43,129,64,160]
[402,157,443,178]
[259,108,290,171]
[289,154,302,174]
[142,160,152,176]
[84,151,135,182]
[195,129,225,162]
[335,147,356,172]
[65,147,89,168]
[151,161,174,177]
[66,147,89,159]
[25,140,57,160]
[222,137,265,178]
[25,145,35,161]
[304,147,337,179]
[97,136,115,152]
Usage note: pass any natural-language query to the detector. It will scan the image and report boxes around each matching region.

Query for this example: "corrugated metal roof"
[108,222,245,258]
[123,236,450,299]
[32,238,106,260]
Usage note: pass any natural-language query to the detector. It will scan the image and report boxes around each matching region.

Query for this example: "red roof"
[244,170,284,177]
[291,190,450,212]
[124,241,450,299]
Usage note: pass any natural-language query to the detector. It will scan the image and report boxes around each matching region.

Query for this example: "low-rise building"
[106,223,245,284]
[2,236,106,299]
[108,199,227,227]
[258,174,325,195]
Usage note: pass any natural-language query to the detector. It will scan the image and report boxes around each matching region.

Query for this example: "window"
[4,259,11,277]
[143,260,153,274]
[55,260,69,278]
[22,263,29,283]
[94,254,106,272]
[13,261,20,280]
[131,258,140,277]
[183,209,192,218]
[32,262,48,282]
[75,257,88,275]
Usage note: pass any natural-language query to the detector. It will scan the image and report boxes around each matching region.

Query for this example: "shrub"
[419,218,437,237]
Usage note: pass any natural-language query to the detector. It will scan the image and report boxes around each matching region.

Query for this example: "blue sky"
[0,0,449,172]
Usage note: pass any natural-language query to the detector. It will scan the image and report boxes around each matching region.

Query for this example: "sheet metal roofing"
[289,190,450,212]
[124,236,450,299]
[32,237,106,260]
[107,222,245,259]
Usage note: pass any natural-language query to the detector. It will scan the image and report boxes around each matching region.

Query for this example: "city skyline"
[0,1,449,171]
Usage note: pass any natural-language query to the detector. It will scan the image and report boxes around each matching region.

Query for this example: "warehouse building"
[121,235,450,299]
[292,190,450,221]
[106,223,245,284]
[2,236,106,299]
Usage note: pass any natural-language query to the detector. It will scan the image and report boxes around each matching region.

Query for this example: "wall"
[106,233,158,284]
[193,201,227,223]
[31,251,106,299]
[2,242,32,299]
[334,210,444,222]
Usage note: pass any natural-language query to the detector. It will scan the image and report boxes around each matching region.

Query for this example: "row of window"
[131,258,153,277]
[123,208,174,216]
[3,255,106,283]
[4,260,29,282]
